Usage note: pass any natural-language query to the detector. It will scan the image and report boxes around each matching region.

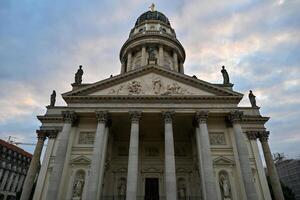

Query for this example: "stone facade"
[0,139,32,200]
[24,8,283,200]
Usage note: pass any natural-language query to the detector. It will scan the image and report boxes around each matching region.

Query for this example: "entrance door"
[145,178,159,200]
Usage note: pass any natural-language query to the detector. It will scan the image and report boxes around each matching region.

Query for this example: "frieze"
[78,132,95,144]
[209,132,226,145]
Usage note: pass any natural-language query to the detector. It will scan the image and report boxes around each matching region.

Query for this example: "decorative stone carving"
[127,80,142,95]
[209,133,226,145]
[95,111,109,123]
[248,90,258,108]
[246,131,258,140]
[145,147,159,157]
[221,66,230,85]
[78,132,95,144]
[72,171,85,199]
[162,111,174,123]
[106,75,193,96]
[228,111,243,124]
[219,171,232,200]
[258,131,269,142]
[62,111,77,123]
[195,111,208,124]
[50,90,56,107]
[74,65,83,84]
[129,111,142,123]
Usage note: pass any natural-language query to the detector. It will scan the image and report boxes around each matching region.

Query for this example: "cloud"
[0,0,299,157]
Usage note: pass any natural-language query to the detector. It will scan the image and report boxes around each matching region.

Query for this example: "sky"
[0,0,299,158]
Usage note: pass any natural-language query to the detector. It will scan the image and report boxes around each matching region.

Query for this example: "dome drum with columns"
[120,9,185,74]
[21,5,285,200]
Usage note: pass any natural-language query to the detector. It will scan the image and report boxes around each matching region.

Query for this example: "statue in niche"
[219,173,231,200]
[147,46,156,59]
[50,90,56,107]
[177,178,187,199]
[248,90,258,107]
[72,172,85,198]
[118,178,126,200]
[74,65,83,84]
[221,66,230,84]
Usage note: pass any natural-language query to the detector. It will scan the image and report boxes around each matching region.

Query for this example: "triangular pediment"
[63,66,242,99]
[213,156,235,166]
[70,155,91,164]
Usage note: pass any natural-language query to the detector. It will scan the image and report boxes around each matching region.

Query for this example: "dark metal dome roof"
[135,10,170,26]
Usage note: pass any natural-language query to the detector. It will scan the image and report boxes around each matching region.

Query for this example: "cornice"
[37,115,63,123]
[241,115,270,124]
[63,95,241,104]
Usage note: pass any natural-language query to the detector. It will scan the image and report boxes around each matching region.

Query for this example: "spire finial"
[149,3,155,11]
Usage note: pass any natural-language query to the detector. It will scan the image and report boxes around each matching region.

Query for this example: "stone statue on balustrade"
[74,65,84,84]
[248,90,258,107]
[50,90,56,107]
[221,66,230,84]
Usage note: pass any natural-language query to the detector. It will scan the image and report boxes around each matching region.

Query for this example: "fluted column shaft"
[5,171,15,191]
[229,111,258,200]
[126,111,141,200]
[21,131,47,200]
[46,111,77,200]
[127,51,132,71]
[141,46,146,66]
[17,174,25,192]
[159,45,164,66]
[259,131,285,200]
[163,111,177,200]
[121,61,126,74]
[0,170,9,190]
[85,111,110,200]
[194,111,218,200]
[173,52,178,71]
[12,173,20,192]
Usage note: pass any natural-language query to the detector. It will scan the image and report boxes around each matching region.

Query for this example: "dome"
[135,10,170,26]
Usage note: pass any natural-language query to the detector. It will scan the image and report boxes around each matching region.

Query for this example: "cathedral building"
[21,6,284,200]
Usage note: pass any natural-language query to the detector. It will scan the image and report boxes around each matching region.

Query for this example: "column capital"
[195,110,208,124]
[245,131,258,140]
[36,130,47,141]
[95,111,110,123]
[162,111,174,123]
[228,110,243,124]
[129,111,142,123]
[258,131,270,142]
[62,111,77,123]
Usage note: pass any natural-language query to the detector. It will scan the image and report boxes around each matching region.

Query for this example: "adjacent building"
[21,6,285,200]
[0,139,32,200]
[276,158,300,200]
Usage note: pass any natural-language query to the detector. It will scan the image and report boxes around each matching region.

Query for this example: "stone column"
[141,46,146,66]
[17,173,25,192]
[259,131,285,200]
[228,111,258,200]
[46,111,77,200]
[11,173,20,192]
[126,111,141,200]
[5,171,15,191]
[21,130,47,200]
[85,111,110,200]
[159,45,164,66]
[127,51,132,71]
[0,169,10,190]
[173,51,179,71]
[179,62,184,73]
[194,111,218,200]
[162,111,177,200]
[121,61,126,74]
